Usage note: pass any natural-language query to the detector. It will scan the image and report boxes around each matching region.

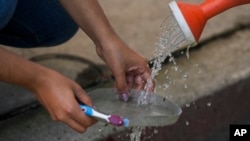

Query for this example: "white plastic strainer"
[88,88,182,127]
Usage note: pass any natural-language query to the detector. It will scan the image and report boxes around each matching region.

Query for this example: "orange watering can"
[169,0,250,46]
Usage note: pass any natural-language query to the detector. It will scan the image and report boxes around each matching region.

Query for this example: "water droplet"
[186,121,190,126]
[163,83,169,89]
[164,69,168,74]
[169,57,174,62]
[207,102,211,107]
[183,73,188,79]
[154,129,158,134]
[173,65,178,71]
[184,84,188,89]
[185,103,190,107]
[198,68,203,74]
[130,127,144,141]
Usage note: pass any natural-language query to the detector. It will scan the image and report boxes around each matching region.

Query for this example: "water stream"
[130,15,192,141]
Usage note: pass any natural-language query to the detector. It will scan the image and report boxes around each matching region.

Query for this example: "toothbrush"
[79,104,129,127]
[168,0,250,47]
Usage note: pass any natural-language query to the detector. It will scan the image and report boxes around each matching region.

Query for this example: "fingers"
[62,116,87,133]
[70,106,97,133]
[114,73,130,102]
[55,106,96,133]
[126,75,134,89]
[133,73,155,92]
[134,75,144,90]
[72,86,98,129]
[127,65,154,92]
[52,85,97,133]
[114,66,155,101]
[74,86,93,106]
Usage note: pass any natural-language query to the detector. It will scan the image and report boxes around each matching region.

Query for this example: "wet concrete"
[104,75,250,141]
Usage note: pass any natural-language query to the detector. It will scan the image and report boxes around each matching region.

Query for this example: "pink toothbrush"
[79,104,129,127]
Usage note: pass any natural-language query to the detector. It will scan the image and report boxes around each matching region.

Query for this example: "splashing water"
[137,15,191,106]
[132,15,192,141]
[151,17,185,78]
[130,127,144,141]
[207,102,212,107]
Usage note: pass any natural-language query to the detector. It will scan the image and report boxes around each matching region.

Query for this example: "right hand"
[31,69,97,133]
[0,47,96,133]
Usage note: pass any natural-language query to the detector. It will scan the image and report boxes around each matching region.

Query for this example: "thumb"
[114,73,130,102]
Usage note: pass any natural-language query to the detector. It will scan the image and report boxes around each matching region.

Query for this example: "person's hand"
[96,36,154,101]
[30,69,97,133]
[58,0,154,100]
[0,48,96,133]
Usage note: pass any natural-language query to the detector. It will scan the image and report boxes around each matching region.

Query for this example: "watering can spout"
[169,0,250,43]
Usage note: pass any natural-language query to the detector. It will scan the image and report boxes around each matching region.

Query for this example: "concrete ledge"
[0,82,37,120]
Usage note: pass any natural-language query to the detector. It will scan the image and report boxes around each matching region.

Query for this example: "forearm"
[59,0,118,47]
[59,0,153,98]
[0,47,49,91]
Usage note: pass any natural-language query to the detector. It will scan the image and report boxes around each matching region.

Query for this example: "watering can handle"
[200,0,250,19]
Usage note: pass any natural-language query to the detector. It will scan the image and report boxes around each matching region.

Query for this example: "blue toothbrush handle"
[79,104,129,127]
[79,104,110,122]
[79,104,94,116]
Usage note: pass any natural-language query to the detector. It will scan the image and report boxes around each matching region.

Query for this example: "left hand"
[96,36,154,101]
[59,0,155,101]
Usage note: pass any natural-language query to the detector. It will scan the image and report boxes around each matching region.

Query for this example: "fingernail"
[119,93,129,102]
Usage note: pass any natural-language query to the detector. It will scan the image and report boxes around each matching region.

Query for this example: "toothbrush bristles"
[108,115,130,127]
[108,115,124,126]
[122,118,130,127]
